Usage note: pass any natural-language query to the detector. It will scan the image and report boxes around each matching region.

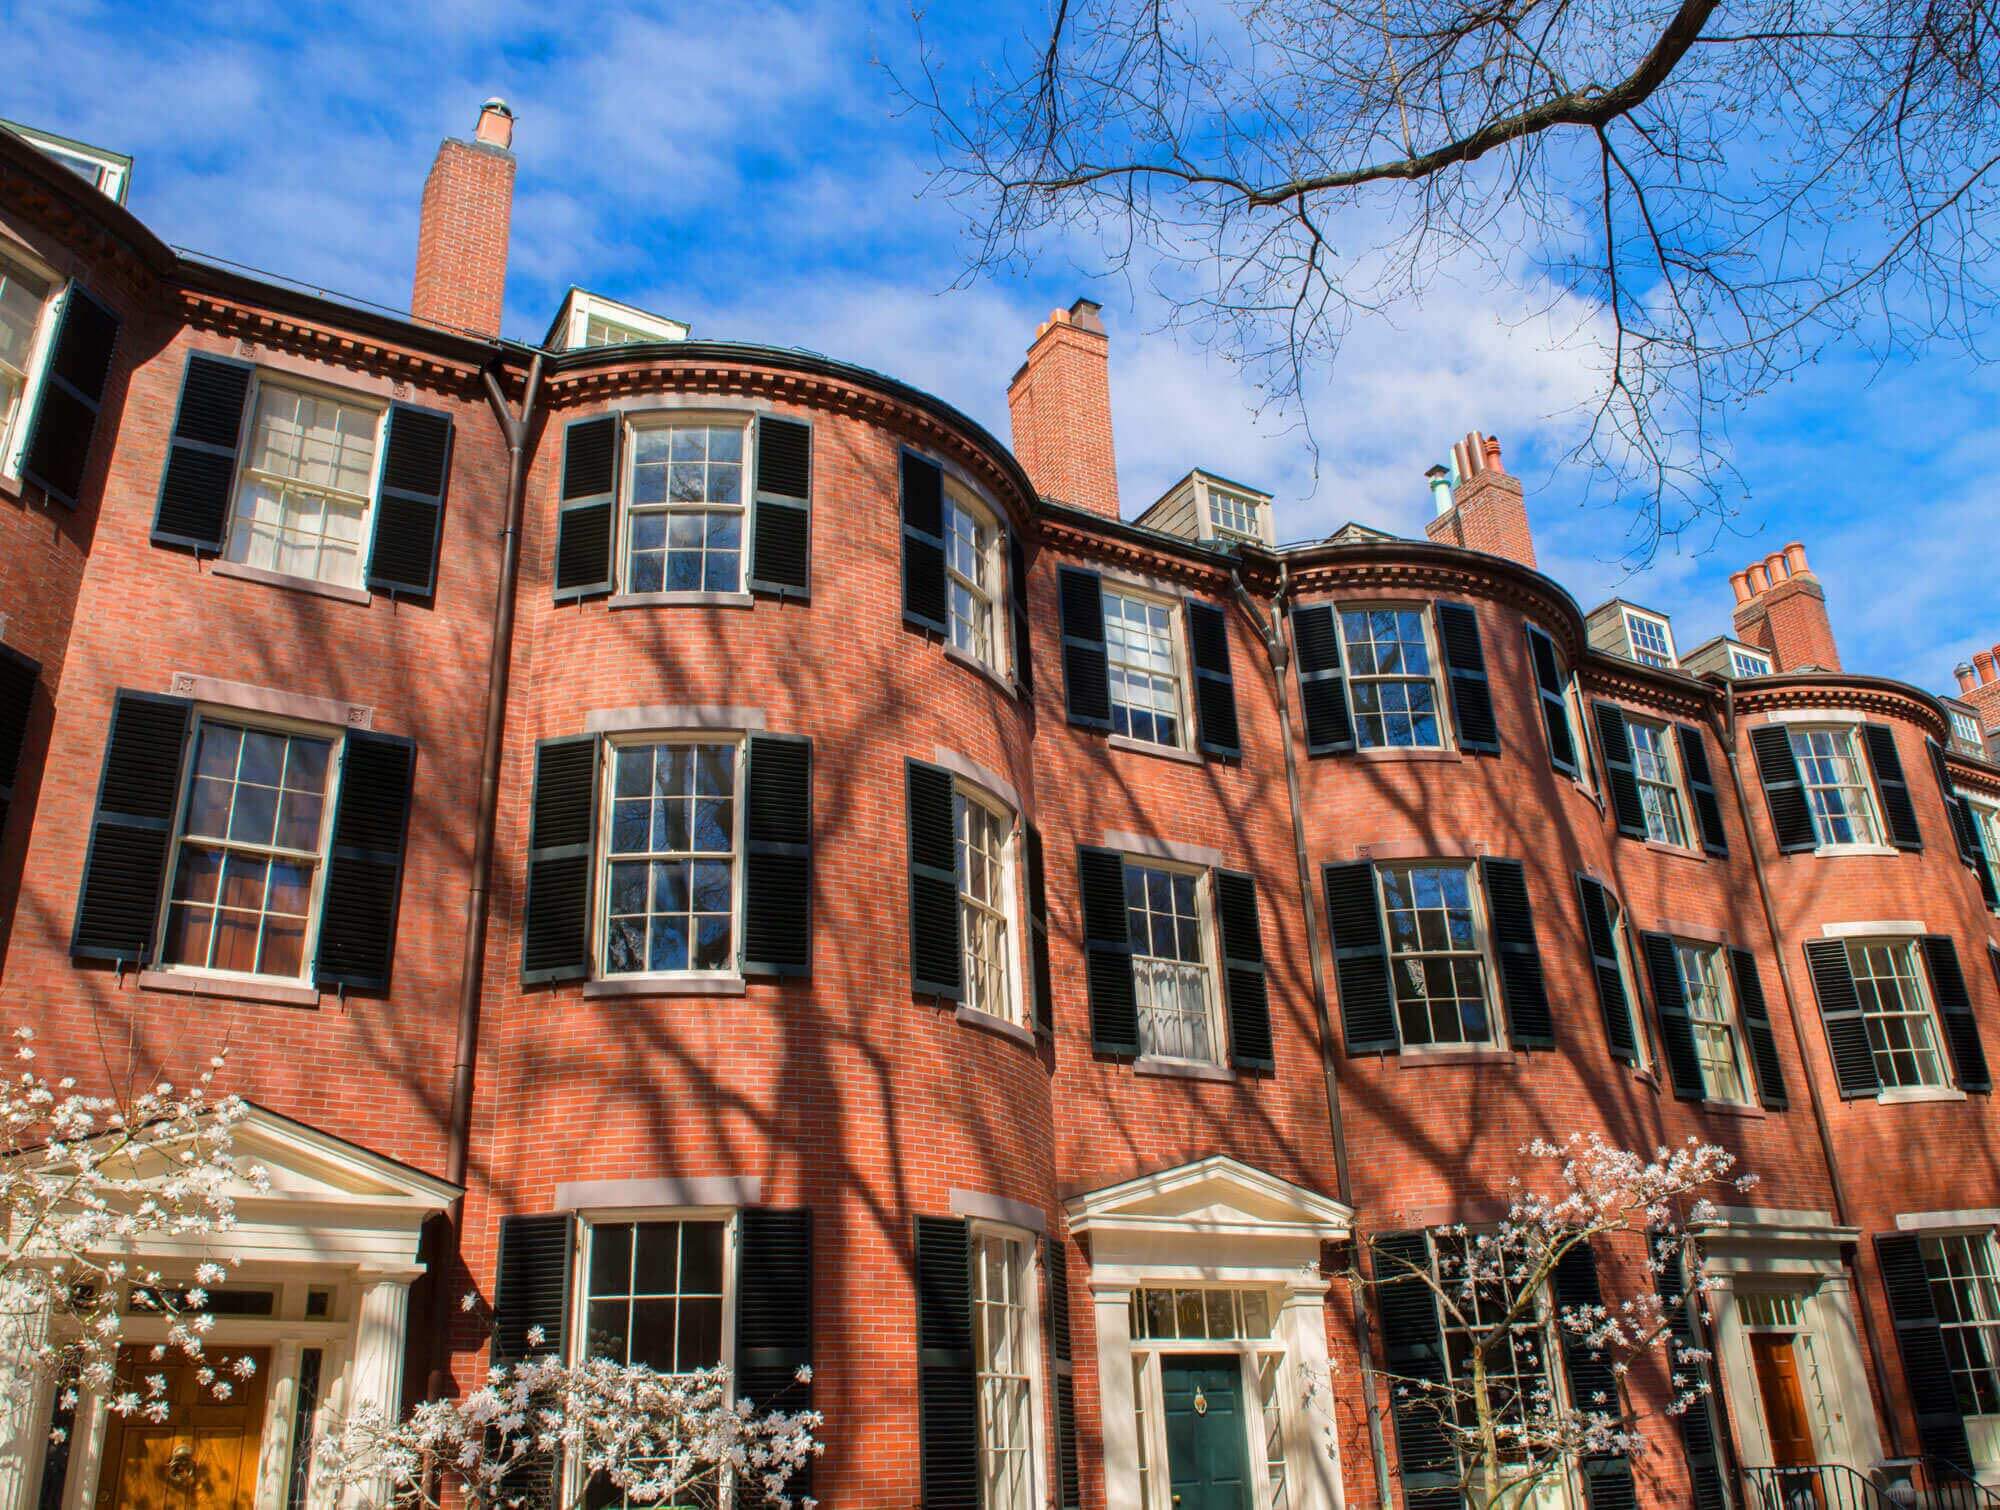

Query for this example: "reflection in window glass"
[1677,943,1749,1103]
[1128,1287,1275,1341]
[973,1231,1036,1510]
[0,253,50,462]
[603,742,737,975]
[1847,940,1947,1089]
[584,1219,726,1376]
[1340,608,1441,749]
[1789,727,1882,847]
[945,495,1001,670]
[1381,864,1491,1047]
[226,383,382,589]
[1104,591,1182,747]
[626,424,744,593]
[1628,719,1690,847]
[1924,1234,2000,1417]
[956,790,1016,1024]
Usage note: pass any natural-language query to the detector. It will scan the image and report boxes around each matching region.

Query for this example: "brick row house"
[2,102,2000,1510]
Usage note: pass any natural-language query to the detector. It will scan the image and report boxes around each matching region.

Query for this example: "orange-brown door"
[96,1347,270,1510]
[1751,1334,1817,1468]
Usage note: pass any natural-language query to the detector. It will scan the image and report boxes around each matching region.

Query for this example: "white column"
[342,1274,414,1508]
[1091,1285,1142,1510]
[1277,1280,1345,1510]
[0,1294,53,1510]
[1809,1276,1884,1468]
[57,1392,104,1510]
[256,1340,303,1510]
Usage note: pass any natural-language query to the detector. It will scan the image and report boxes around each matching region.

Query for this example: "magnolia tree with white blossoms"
[1341,1133,1754,1510]
[0,1025,266,1422]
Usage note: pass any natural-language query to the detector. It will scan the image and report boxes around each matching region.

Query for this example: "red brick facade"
[5,116,2000,1510]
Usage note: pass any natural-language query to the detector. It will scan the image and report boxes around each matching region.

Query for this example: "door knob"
[165,1444,197,1485]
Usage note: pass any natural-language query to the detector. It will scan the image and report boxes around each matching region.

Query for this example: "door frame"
[1133,1333,1291,1510]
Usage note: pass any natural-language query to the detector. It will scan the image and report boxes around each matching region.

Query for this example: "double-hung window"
[602,739,741,977]
[1923,1234,2000,1421]
[1677,942,1751,1103]
[0,250,53,474]
[1730,646,1774,678]
[1789,727,1882,847]
[945,489,1004,672]
[1380,863,1493,1048]
[1339,606,1445,749]
[161,719,336,981]
[1847,938,1950,1089]
[955,786,1019,1026]
[1126,862,1218,1061]
[972,1226,1039,1510]
[224,378,384,590]
[1628,717,1691,847]
[1104,589,1186,749]
[1207,487,1262,543]
[625,421,746,594]
[1950,708,1987,758]
[1624,609,1677,668]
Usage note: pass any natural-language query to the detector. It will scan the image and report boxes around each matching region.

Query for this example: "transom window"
[955,788,1018,1025]
[1207,487,1262,542]
[1847,939,1948,1089]
[162,720,334,980]
[1380,863,1492,1048]
[625,422,745,594]
[602,741,739,977]
[1129,1287,1276,1341]
[1126,862,1217,1062]
[1950,708,1986,755]
[1730,646,1774,678]
[225,380,383,590]
[1628,718,1690,847]
[945,491,1003,671]
[1624,610,1676,668]
[972,1229,1037,1510]
[0,252,51,468]
[1104,590,1184,748]
[1677,942,1750,1103]
[1789,727,1881,847]
[582,1218,726,1374]
[1339,607,1443,749]
[1923,1234,2000,1418]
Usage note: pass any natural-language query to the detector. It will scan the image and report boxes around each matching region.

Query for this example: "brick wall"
[411,136,514,338]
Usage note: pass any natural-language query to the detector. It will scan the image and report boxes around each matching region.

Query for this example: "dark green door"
[1161,1355,1253,1510]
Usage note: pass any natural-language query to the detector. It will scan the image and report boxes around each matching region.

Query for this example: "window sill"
[1133,1055,1236,1083]
[210,558,371,606]
[1876,1085,1968,1105]
[1396,1045,1513,1066]
[1352,746,1460,763]
[608,590,755,610]
[1697,1098,1767,1119]
[582,974,746,999]
[137,969,320,1009]
[1108,733,1202,766]
[0,471,23,504]
[942,642,1019,699]
[953,1004,1038,1049]
[1811,842,1901,858]
[1641,839,1708,863]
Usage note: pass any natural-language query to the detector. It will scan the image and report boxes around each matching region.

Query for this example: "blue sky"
[10,0,1995,695]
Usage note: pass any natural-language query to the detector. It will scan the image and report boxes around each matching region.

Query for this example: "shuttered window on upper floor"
[1290,599,1497,758]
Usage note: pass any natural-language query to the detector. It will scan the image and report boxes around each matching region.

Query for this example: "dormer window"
[548,289,690,352]
[1624,609,1677,668]
[1730,646,1774,678]
[1,119,131,203]
[1207,486,1262,543]
[1949,706,1986,757]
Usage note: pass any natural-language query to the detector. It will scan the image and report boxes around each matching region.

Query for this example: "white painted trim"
[950,1189,1047,1235]
[1103,831,1226,870]
[167,672,373,731]
[553,1176,761,1212]
[1895,1208,2000,1232]
[931,746,1021,813]
[1763,708,1867,725]
[1066,1155,1354,1240]
[585,705,766,733]
[1819,919,1927,938]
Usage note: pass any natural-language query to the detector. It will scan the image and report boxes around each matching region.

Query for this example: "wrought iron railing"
[1741,1463,1897,1509]
[1916,1456,2000,1508]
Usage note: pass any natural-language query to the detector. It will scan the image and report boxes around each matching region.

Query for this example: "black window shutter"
[1371,1231,1460,1507]
[1057,567,1111,730]
[1184,599,1240,758]
[749,415,812,599]
[900,450,949,634]
[906,760,962,999]
[23,283,119,509]
[1045,1236,1081,1510]
[1523,624,1578,778]
[1929,738,1991,892]
[1592,703,1647,840]
[313,731,415,992]
[1433,600,1499,754]
[70,691,193,964]
[0,643,40,823]
[1675,725,1729,856]
[1580,1459,1636,1510]
[1574,874,1639,1065]
[737,1209,813,1504]
[1479,857,1553,1049]
[1214,869,1274,1070]
[365,403,453,597]
[1553,1240,1632,1507]
[1863,723,1923,850]
[1876,1233,1975,1470]
[553,414,618,601]
[1026,823,1053,1035]
[1322,861,1397,1053]
[1727,947,1788,1108]
[1078,846,1138,1054]
[1655,1255,1729,1510]
[152,352,252,551]
[1802,939,1882,1098]
[1008,533,1034,696]
[1970,813,2000,913]
[743,734,813,977]
[493,1212,574,1366]
[520,734,600,984]
[1922,935,1991,1093]
[1291,603,1355,756]
[1750,724,1816,852]
[914,1215,978,1510]
[1640,932,1707,1100]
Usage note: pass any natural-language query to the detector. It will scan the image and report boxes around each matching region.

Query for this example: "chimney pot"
[1426,464,1454,518]
[1764,550,1789,582]
[475,97,515,149]
[1729,570,1753,605]
[1482,434,1504,472]
[1977,651,1998,685]
[1959,662,1980,693]
[1783,541,1809,576]
[1748,562,1771,594]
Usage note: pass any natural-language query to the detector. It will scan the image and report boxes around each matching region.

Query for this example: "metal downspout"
[1231,562,1394,1508]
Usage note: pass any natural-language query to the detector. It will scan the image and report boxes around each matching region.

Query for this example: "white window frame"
[1125,857,1225,1065]
[0,242,61,483]
[1375,860,1502,1052]
[1605,891,1651,1073]
[1676,940,1754,1106]
[1335,602,1453,752]
[1949,707,1987,757]
[970,1221,1046,1510]
[558,290,690,351]
[1563,673,1597,797]
[1788,725,1885,850]
[3,121,130,202]
[223,369,389,591]
[1969,794,2000,903]
[943,481,1009,677]
[1845,937,1952,1091]
[151,709,344,987]
[595,733,748,983]
[1622,608,1678,669]
[1729,645,1774,678]
[618,412,751,597]
[1626,714,1694,849]
[1102,583,1192,752]
[955,780,1027,1031]
[1921,1231,2000,1443]
[1206,485,1264,544]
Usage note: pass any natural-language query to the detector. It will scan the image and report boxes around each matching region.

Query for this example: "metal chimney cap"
[481,97,514,118]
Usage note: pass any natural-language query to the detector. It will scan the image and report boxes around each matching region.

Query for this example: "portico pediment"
[1066,1155,1352,1246]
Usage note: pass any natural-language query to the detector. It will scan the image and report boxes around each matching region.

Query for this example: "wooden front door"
[96,1347,270,1510]
[1751,1334,1817,1468]
[1161,1355,1253,1510]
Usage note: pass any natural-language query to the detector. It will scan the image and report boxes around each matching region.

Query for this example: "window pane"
[1105,591,1181,747]
[1340,607,1443,749]
[602,743,740,976]
[1382,864,1490,1047]
[1848,939,1946,1089]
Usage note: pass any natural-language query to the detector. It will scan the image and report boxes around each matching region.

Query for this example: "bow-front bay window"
[625,421,746,594]
[1380,863,1492,1049]
[1126,861,1217,1061]
[945,488,1004,670]
[224,378,385,590]
[1789,726,1882,847]
[602,740,741,977]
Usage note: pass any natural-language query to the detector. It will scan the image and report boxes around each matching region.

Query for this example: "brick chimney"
[1958,647,2000,733]
[1007,298,1120,518]
[411,98,517,338]
[1728,541,1840,672]
[1423,431,1536,568]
